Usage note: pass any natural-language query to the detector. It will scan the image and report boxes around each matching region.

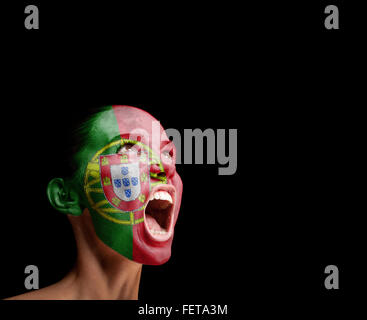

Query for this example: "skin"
[7,208,142,300]
[5,106,182,300]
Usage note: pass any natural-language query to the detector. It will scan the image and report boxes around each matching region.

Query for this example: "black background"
[0,0,365,317]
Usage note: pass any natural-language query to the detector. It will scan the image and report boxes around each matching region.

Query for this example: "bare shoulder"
[4,282,74,300]
[5,289,46,300]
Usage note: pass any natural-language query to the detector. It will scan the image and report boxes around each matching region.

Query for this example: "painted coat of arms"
[99,152,150,212]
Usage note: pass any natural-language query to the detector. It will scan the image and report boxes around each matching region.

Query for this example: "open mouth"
[144,186,175,241]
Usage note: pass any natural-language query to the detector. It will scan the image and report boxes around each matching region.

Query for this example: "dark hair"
[67,106,112,176]
[47,105,111,181]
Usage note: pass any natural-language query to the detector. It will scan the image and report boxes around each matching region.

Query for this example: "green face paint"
[67,105,183,265]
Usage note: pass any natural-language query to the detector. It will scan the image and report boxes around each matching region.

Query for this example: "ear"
[47,178,83,216]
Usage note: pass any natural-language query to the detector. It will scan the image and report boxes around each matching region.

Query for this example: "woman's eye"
[162,151,172,160]
[117,143,135,154]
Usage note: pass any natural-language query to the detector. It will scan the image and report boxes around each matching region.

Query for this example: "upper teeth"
[149,191,173,203]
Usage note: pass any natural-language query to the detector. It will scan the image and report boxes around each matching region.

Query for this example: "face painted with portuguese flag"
[73,106,183,265]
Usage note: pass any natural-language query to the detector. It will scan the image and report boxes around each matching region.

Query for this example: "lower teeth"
[150,229,167,235]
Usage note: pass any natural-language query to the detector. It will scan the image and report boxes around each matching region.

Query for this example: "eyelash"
[116,143,136,153]
[117,143,174,161]
[163,149,174,159]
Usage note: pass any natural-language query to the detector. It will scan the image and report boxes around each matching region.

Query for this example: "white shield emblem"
[110,162,141,201]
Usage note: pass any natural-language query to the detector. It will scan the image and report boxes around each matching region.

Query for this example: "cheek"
[161,158,177,178]
[171,172,183,221]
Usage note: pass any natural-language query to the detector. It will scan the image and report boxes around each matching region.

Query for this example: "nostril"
[150,164,161,173]
[150,171,167,181]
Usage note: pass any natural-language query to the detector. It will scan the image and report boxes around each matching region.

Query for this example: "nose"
[150,163,161,174]
[150,159,175,180]
[149,163,167,184]
[161,157,176,179]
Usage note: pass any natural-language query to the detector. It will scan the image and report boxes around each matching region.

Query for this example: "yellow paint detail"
[140,172,148,182]
[84,138,165,225]
[86,178,100,188]
[87,162,100,172]
[111,197,121,206]
[86,187,104,193]
[89,170,100,178]
[101,157,109,166]
[138,194,146,203]
[103,177,111,186]
[121,154,128,163]
[100,207,124,214]
[93,200,109,209]
[151,181,167,187]
[134,217,144,225]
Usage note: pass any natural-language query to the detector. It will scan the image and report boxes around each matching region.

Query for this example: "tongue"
[145,214,165,232]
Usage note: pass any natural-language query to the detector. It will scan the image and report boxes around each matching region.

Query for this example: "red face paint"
[111,106,183,265]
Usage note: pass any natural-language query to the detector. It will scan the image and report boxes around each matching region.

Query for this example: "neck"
[66,210,142,300]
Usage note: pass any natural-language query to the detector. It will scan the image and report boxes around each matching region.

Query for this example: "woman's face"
[73,106,183,265]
